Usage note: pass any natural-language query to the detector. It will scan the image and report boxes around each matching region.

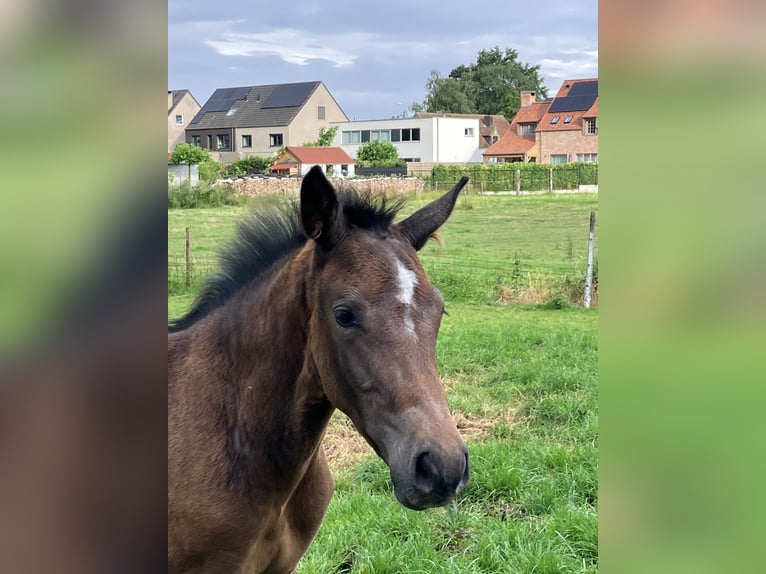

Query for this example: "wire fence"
[169,249,598,307]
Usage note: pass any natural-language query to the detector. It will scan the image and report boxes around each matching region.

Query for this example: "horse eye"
[333,306,357,328]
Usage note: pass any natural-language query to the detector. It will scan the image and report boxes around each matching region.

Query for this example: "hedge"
[431,162,598,192]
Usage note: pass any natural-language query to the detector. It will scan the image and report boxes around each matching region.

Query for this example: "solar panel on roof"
[190,87,251,123]
[548,94,597,113]
[261,82,315,109]
[567,81,598,98]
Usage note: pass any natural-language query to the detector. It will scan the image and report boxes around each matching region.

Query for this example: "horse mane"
[168,188,406,333]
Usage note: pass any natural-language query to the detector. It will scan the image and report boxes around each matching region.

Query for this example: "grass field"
[168,191,598,572]
[168,191,598,306]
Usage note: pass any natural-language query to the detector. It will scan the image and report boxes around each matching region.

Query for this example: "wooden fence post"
[185,227,191,287]
[548,168,553,193]
[515,169,521,195]
[583,212,596,308]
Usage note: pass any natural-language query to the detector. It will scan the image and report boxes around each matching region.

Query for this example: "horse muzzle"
[392,443,470,510]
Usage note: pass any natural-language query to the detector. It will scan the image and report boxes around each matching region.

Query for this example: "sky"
[168,0,597,121]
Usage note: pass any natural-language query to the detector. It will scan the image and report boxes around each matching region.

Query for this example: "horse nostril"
[414,451,438,492]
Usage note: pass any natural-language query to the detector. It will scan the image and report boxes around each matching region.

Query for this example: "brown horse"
[168,166,470,573]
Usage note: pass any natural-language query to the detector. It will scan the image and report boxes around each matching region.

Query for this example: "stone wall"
[227,176,426,197]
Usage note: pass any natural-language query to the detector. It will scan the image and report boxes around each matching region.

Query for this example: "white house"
[331,116,481,164]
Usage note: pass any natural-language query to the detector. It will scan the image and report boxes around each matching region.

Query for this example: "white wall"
[331,117,480,163]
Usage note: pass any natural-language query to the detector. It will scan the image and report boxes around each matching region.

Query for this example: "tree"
[356,141,404,167]
[170,142,211,165]
[421,47,548,121]
[302,126,339,147]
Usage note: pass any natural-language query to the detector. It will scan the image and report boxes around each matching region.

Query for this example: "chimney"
[520,91,536,108]
[168,91,173,110]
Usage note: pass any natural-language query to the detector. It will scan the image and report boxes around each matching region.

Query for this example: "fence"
[169,211,598,308]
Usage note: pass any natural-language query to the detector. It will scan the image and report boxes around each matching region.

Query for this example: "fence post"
[548,168,553,193]
[583,212,596,308]
[185,227,191,287]
[515,169,521,195]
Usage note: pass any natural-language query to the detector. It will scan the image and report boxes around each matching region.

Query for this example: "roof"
[483,133,536,157]
[168,89,200,113]
[513,100,551,124]
[188,81,323,130]
[282,146,355,165]
[536,78,598,132]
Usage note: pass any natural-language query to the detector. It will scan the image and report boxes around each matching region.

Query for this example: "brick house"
[168,90,201,153]
[483,78,598,164]
[185,81,348,163]
[269,146,355,178]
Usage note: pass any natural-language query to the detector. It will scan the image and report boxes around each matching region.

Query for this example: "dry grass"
[495,272,598,307]
[322,405,530,472]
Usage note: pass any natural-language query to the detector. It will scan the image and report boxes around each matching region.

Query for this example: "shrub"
[222,156,274,178]
[168,181,244,209]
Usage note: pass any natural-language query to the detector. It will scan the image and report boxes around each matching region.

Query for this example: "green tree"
[356,141,405,167]
[421,47,548,121]
[302,126,339,147]
[170,142,211,165]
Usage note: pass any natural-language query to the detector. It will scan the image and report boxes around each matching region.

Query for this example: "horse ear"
[300,165,343,251]
[398,177,469,250]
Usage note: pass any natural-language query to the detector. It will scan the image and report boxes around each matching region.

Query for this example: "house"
[168,90,201,153]
[185,81,348,163]
[413,112,511,148]
[483,78,598,164]
[331,116,481,165]
[270,146,355,178]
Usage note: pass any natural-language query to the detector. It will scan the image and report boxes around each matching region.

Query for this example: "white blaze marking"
[395,260,418,337]
[396,260,417,306]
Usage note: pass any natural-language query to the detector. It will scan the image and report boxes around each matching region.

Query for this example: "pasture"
[168,190,598,572]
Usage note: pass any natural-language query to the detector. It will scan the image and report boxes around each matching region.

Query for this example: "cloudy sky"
[168,0,597,120]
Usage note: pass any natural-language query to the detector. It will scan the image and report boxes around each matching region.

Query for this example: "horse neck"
[209,245,333,473]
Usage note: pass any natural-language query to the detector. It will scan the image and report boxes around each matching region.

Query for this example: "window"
[576,153,598,162]
[206,135,213,149]
[550,116,560,124]
[550,154,568,164]
[269,133,283,147]
[585,118,597,134]
[519,123,535,136]
[342,131,361,144]
[226,108,237,117]
[361,130,370,143]
[216,134,230,150]
[563,115,573,124]
[369,130,391,142]
[464,127,474,137]
[401,128,420,142]
[191,135,201,147]
[175,114,183,125]
[390,129,401,142]
[318,106,326,120]
[241,135,252,148]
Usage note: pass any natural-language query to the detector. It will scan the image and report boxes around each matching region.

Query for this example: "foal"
[168,166,470,573]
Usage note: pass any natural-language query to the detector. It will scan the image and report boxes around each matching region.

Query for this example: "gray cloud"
[169,2,597,120]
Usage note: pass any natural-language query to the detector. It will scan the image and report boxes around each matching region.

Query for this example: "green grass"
[298,305,597,573]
